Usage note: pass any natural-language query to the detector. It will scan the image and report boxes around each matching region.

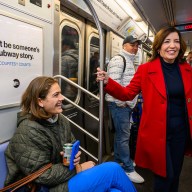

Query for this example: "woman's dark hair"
[149,26,187,62]
[20,76,58,120]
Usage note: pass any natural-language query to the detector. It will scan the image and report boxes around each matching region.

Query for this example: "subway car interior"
[0,0,192,191]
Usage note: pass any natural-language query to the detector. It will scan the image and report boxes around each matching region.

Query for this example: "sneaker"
[126,171,144,183]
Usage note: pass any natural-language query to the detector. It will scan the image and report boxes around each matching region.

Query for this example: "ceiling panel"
[134,0,192,51]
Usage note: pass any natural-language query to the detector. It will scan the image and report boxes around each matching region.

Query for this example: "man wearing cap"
[105,35,144,183]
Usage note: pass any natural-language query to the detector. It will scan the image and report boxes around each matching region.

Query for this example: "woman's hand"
[60,151,81,166]
[73,151,81,165]
[76,161,96,173]
[81,161,96,171]
[96,67,109,85]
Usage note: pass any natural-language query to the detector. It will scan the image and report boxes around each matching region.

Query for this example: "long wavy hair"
[20,76,58,120]
[149,26,187,63]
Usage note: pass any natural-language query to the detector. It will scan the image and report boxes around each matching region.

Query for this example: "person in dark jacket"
[61,38,78,100]
[89,52,99,94]
[96,26,192,192]
[4,76,137,192]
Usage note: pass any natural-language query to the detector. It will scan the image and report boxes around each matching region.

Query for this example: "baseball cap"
[123,35,142,45]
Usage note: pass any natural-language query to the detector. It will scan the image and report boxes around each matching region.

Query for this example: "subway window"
[61,25,79,105]
[89,36,99,95]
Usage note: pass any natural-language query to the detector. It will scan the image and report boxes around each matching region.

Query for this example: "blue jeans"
[108,102,134,173]
[68,162,137,192]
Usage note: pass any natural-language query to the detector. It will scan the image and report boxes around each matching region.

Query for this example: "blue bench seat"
[0,142,9,189]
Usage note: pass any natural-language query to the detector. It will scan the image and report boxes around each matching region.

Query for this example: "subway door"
[84,24,111,160]
[59,12,86,157]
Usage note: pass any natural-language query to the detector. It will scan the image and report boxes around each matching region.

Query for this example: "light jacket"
[105,49,138,108]
[105,57,192,177]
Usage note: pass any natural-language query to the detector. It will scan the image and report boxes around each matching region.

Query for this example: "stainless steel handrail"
[83,0,104,164]
[53,75,100,162]
[54,75,99,121]
[56,0,104,164]
[65,113,99,143]
[62,94,99,122]
[79,146,98,162]
[54,75,99,100]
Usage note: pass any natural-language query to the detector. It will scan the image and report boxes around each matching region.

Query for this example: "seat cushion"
[0,142,9,189]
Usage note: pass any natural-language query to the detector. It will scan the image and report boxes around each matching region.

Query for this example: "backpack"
[116,54,126,72]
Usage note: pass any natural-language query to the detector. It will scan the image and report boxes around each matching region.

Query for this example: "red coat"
[105,57,192,177]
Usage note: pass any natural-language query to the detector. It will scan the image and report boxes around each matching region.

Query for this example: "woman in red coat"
[97,26,192,192]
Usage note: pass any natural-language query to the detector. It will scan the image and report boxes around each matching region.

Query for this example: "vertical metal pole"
[83,0,104,164]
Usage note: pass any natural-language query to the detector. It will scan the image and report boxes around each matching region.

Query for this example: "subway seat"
[0,141,9,189]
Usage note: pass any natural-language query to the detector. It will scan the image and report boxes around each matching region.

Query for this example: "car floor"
[134,156,192,192]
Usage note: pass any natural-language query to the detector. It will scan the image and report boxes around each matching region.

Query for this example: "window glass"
[89,36,99,95]
[61,26,79,103]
